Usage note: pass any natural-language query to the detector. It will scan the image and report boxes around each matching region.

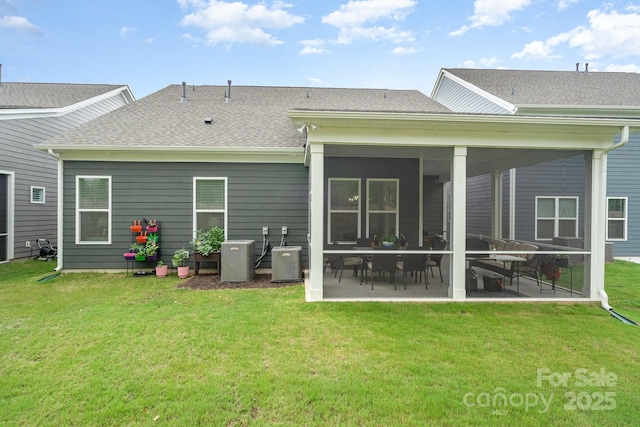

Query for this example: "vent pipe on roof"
[225,80,232,102]
[585,63,589,74]
[576,62,579,73]
[180,81,188,102]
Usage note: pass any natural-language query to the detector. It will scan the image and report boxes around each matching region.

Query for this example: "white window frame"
[535,196,579,241]
[327,178,361,244]
[193,177,228,239]
[30,186,45,204]
[366,178,399,238]
[606,197,628,241]
[75,176,112,245]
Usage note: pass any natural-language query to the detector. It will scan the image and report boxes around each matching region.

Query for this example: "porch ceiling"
[324,145,583,180]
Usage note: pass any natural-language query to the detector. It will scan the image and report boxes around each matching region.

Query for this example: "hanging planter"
[136,232,148,244]
[130,220,142,233]
[123,252,135,261]
[135,253,147,262]
[146,220,158,233]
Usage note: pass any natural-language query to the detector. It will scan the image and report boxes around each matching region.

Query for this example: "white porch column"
[450,146,467,300]
[491,170,503,240]
[306,143,324,301]
[586,150,607,300]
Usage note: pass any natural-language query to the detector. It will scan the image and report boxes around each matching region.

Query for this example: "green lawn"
[1,260,639,426]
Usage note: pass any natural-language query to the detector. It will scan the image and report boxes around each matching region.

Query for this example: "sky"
[1,0,640,99]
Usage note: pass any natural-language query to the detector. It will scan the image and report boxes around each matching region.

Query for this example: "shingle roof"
[0,82,127,109]
[42,84,451,149]
[444,68,640,107]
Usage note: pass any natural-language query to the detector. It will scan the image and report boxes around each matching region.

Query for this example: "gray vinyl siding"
[466,174,492,237]
[62,161,309,269]
[433,75,512,115]
[513,155,586,243]
[325,157,421,245]
[607,133,640,256]
[1,94,130,260]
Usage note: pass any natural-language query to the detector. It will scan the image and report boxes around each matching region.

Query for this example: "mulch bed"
[176,273,300,290]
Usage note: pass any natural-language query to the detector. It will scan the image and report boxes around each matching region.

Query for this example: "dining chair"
[396,253,429,289]
[428,239,446,282]
[364,253,398,290]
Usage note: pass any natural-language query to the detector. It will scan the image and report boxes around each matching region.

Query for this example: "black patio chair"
[428,239,447,282]
[396,253,429,289]
[364,253,398,290]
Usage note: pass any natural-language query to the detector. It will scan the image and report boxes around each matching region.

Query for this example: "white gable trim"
[432,70,517,115]
[0,86,135,121]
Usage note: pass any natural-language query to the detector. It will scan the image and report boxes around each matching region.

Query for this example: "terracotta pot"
[177,266,190,279]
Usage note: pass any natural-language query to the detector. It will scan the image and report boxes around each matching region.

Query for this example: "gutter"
[599,125,637,324]
[47,149,63,272]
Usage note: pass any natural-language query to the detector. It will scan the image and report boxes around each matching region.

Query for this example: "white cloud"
[557,0,582,11]
[462,56,502,68]
[0,15,42,35]
[391,46,417,54]
[299,39,330,55]
[179,0,304,46]
[605,63,640,73]
[322,0,416,45]
[323,0,416,27]
[512,6,640,61]
[308,77,324,86]
[450,0,531,36]
[119,26,137,38]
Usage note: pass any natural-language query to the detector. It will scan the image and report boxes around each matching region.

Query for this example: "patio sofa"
[468,238,541,286]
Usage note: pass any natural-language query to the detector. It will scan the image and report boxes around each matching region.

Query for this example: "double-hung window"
[367,179,399,238]
[535,196,578,240]
[607,197,627,241]
[76,176,111,244]
[194,178,227,234]
[328,178,360,243]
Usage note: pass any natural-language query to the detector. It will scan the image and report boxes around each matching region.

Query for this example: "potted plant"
[123,247,136,261]
[555,255,569,268]
[190,226,225,258]
[173,248,190,278]
[155,260,168,278]
[146,219,158,233]
[131,243,146,261]
[381,234,397,247]
[145,241,159,262]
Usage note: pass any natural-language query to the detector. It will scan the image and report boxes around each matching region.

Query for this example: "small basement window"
[31,186,45,204]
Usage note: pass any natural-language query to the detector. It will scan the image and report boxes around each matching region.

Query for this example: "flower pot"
[542,262,561,281]
[177,266,190,279]
[135,253,146,262]
[147,254,158,262]
[147,233,158,243]
[123,252,135,260]
[155,265,168,278]
[146,225,158,233]
[171,259,182,268]
[136,235,147,244]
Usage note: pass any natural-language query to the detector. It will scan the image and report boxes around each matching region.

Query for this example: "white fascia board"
[517,104,640,118]
[0,86,134,121]
[37,145,304,164]
[432,69,517,114]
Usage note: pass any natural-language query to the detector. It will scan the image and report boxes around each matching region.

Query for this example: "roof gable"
[437,68,640,117]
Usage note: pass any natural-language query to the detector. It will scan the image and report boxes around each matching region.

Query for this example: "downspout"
[598,126,636,324]
[47,149,63,272]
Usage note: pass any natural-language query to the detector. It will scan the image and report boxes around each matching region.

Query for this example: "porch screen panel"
[367,179,398,238]
[607,197,627,240]
[77,176,111,243]
[194,178,226,231]
[0,174,6,261]
[328,179,360,243]
[536,197,578,240]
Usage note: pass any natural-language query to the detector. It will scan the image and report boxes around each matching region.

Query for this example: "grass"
[0,260,639,426]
